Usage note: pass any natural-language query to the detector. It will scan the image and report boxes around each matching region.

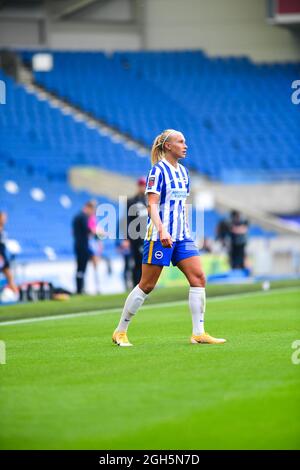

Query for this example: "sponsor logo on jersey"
[171,189,187,198]
[148,176,155,188]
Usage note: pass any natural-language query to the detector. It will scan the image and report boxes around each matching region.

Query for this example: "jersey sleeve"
[185,168,190,195]
[145,166,163,195]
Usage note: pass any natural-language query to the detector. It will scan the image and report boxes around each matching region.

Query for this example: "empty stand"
[19,49,300,182]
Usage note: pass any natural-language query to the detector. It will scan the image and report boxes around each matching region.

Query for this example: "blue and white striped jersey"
[145,158,191,241]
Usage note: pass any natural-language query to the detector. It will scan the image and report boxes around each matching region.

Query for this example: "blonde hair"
[150,129,178,166]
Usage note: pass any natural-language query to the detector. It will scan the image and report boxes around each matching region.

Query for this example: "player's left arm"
[147,193,172,247]
[185,169,190,229]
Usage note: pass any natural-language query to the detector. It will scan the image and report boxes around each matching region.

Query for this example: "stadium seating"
[19,50,300,182]
[0,56,277,263]
[0,69,149,182]
[0,70,124,261]
[0,165,117,261]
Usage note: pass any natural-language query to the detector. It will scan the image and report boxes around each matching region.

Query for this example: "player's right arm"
[147,193,172,248]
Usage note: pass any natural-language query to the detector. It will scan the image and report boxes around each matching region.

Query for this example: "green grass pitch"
[0,287,299,449]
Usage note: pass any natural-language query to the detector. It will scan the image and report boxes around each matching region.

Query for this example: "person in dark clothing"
[116,238,132,291]
[216,218,230,249]
[116,214,132,290]
[126,177,148,286]
[228,210,248,269]
[0,211,18,293]
[72,200,96,294]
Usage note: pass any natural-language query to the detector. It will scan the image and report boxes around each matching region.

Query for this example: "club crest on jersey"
[155,251,163,260]
[148,176,156,189]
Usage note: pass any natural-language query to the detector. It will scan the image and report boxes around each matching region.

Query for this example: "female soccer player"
[113,129,226,346]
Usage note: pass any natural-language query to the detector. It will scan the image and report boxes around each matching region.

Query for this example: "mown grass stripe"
[0,287,298,327]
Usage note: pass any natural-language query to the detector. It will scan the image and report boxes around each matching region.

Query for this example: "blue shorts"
[143,238,199,266]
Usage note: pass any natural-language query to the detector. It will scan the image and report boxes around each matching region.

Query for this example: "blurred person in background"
[72,200,97,294]
[215,217,230,253]
[126,177,148,286]
[116,207,133,291]
[199,237,213,254]
[116,238,132,290]
[0,211,18,293]
[228,210,249,269]
[87,206,110,294]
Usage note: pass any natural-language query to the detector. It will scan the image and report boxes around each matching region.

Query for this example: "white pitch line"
[0,287,298,327]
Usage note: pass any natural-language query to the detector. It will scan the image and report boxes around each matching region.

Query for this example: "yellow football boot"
[112,330,133,347]
[191,332,226,344]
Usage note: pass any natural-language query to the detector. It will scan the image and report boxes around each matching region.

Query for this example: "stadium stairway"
[0,64,135,261]
[16,61,149,201]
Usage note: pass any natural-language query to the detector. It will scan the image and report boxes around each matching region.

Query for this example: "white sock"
[116,285,148,332]
[189,287,206,336]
